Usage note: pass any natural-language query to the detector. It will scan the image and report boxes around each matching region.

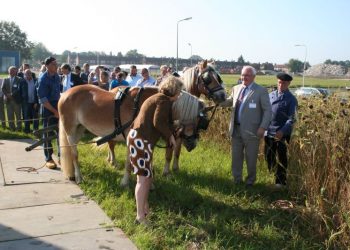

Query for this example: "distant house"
[0,50,20,73]
[274,64,289,72]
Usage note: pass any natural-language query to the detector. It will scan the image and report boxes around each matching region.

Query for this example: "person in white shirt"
[136,68,156,87]
[125,65,142,87]
[61,64,84,92]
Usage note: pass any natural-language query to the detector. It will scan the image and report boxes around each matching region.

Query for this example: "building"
[0,50,20,73]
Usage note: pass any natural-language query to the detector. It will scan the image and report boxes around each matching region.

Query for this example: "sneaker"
[46,160,57,169]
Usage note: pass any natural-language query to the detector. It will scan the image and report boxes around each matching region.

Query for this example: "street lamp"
[188,43,192,66]
[295,44,308,87]
[176,17,192,72]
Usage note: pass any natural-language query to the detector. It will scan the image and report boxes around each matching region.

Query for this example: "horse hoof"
[68,176,76,181]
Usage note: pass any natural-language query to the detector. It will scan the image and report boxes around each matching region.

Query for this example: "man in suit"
[60,64,85,92]
[0,78,6,128]
[22,69,39,133]
[221,66,272,186]
[1,66,24,131]
[17,63,37,81]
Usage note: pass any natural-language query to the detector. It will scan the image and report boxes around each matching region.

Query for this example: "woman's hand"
[169,134,176,148]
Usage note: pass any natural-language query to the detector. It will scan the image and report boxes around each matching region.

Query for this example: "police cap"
[277,72,293,81]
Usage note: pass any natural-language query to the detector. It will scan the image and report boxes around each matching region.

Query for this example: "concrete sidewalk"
[0,139,137,250]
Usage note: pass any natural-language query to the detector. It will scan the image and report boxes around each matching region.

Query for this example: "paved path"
[0,139,137,250]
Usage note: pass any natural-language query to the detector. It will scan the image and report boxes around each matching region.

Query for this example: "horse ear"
[202,60,207,69]
[208,60,215,65]
[203,105,216,113]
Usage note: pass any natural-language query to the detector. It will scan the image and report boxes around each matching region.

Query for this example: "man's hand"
[53,109,59,119]
[257,127,266,138]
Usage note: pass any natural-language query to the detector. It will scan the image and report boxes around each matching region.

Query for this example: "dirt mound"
[305,64,348,77]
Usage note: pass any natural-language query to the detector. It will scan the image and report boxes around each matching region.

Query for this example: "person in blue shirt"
[109,72,129,90]
[265,73,298,188]
[37,57,61,169]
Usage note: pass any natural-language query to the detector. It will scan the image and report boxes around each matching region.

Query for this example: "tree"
[125,49,144,58]
[117,52,123,58]
[0,21,34,60]
[31,42,52,63]
[190,55,202,61]
[237,55,245,65]
[288,58,304,73]
[261,62,274,70]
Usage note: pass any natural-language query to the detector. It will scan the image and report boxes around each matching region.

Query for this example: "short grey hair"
[242,66,256,76]
[159,76,184,97]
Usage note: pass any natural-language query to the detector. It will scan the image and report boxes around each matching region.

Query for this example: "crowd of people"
[0,57,298,225]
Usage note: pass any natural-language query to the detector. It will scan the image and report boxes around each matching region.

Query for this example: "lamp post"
[176,17,192,72]
[295,44,307,87]
[188,43,192,66]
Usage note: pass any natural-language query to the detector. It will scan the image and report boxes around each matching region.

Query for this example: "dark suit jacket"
[21,79,39,104]
[71,73,84,87]
[1,76,24,104]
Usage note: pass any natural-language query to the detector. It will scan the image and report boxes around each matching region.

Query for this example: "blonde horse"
[58,85,207,184]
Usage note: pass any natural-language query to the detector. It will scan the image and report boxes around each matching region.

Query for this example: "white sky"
[1,0,350,65]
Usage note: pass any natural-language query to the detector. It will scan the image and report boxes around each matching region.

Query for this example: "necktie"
[234,87,247,124]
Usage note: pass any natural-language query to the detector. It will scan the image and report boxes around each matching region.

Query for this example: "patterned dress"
[127,129,153,177]
[126,93,174,178]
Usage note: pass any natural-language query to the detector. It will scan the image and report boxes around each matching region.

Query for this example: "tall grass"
[288,97,350,248]
[203,95,350,248]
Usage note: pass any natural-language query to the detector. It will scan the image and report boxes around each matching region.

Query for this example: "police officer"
[265,73,298,188]
[37,57,61,169]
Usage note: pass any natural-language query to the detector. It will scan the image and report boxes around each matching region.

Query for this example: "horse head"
[183,60,227,104]
[173,92,212,152]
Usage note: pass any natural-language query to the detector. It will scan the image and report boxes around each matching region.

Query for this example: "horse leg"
[120,147,131,188]
[107,140,118,168]
[59,120,74,179]
[163,146,173,176]
[172,138,182,172]
[66,125,85,184]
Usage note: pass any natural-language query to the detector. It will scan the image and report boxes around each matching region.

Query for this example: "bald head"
[24,69,33,80]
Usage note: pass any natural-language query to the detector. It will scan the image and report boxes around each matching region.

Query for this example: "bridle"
[197,67,225,100]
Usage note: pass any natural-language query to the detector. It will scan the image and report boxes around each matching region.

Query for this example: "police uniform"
[265,73,298,186]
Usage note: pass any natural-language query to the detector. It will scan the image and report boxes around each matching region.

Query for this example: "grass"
[221,74,350,88]
[1,81,349,248]
[67,135,322,249]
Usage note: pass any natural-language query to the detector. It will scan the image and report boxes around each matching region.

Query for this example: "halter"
[197,67,224,100]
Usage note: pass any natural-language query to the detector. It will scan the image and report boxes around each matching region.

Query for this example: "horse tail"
[59,119,75,178]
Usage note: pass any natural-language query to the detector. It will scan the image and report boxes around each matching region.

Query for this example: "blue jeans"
[42,105,60,162]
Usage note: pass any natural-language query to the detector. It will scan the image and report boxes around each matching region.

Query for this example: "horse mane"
[182,66,197,92]
[173,91,203,125]
[182,63,216,92]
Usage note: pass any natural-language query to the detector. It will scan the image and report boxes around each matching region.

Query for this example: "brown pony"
[109,60,226,186]
[58,85,207,184]
[162,60,227,175]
